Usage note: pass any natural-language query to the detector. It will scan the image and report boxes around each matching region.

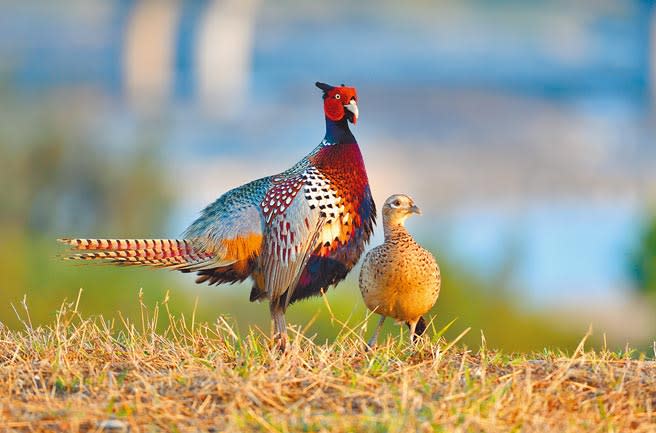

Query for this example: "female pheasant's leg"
[408,320,418,345]
[271,305,288,351]
[367,316,386,348]
[406,316,428,344]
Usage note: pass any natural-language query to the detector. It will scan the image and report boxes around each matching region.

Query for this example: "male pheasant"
[59,82,376,350]
[359,194,440,347]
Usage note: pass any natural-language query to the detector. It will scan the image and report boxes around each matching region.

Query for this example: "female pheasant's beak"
[410,205,422,215]
[344,99,358,124]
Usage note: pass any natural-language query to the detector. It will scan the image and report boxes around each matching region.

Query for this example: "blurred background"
[1,0,655,352]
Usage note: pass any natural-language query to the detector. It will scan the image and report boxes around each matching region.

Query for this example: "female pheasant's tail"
[57,238,215,270]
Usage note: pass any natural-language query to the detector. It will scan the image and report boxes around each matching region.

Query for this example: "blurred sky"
[2,0,655,316]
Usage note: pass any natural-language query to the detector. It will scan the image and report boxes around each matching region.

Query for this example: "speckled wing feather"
[258,173,326,306]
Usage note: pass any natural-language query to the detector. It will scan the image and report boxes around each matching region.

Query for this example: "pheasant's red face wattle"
[323,86,358,124]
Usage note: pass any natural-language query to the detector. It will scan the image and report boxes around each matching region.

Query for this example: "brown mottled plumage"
[359,194,441,346]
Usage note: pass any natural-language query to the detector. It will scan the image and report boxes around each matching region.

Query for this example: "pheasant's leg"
[270,305,288,352]
[406,316,428,344]
[408,320,418,345]
[367,315,386,348]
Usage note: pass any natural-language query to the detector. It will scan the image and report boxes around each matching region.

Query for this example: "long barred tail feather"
[57,238,215,270]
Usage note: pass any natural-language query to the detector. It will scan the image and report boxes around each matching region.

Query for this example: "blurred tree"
[1,116,173,236]
[629,214,656,295]
[0,89,178,328]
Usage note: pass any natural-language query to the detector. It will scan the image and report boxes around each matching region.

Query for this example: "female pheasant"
[359,194,441,347]
[59,82,376,350]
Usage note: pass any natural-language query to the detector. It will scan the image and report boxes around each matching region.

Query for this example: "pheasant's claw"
[273,332,288,352]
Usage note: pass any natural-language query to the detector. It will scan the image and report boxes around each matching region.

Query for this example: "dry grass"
[0,291,655,433]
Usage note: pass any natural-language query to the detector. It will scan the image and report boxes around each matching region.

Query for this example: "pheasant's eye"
[335,94,341,100]
[393,200,401,207]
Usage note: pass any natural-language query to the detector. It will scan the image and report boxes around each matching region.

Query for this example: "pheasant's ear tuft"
[315,82,334,93]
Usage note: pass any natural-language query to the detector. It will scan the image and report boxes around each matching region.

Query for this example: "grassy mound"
[1,292,654,432]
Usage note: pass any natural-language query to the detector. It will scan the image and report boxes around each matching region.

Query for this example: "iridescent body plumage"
[59,82,376,349]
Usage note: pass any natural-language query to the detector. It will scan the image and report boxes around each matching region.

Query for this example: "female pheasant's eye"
[394,200,401,207]
[335,94,341,100]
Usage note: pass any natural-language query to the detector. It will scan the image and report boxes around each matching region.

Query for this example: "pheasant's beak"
[344,99,358,124]
[410,205,422,215]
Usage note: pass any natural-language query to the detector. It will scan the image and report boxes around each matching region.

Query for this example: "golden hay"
[0,291,654,433]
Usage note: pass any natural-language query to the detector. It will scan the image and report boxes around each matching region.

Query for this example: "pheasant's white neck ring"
[320,139,336,147]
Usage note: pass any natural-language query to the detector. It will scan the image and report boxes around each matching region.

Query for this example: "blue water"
[433,201,642,305]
